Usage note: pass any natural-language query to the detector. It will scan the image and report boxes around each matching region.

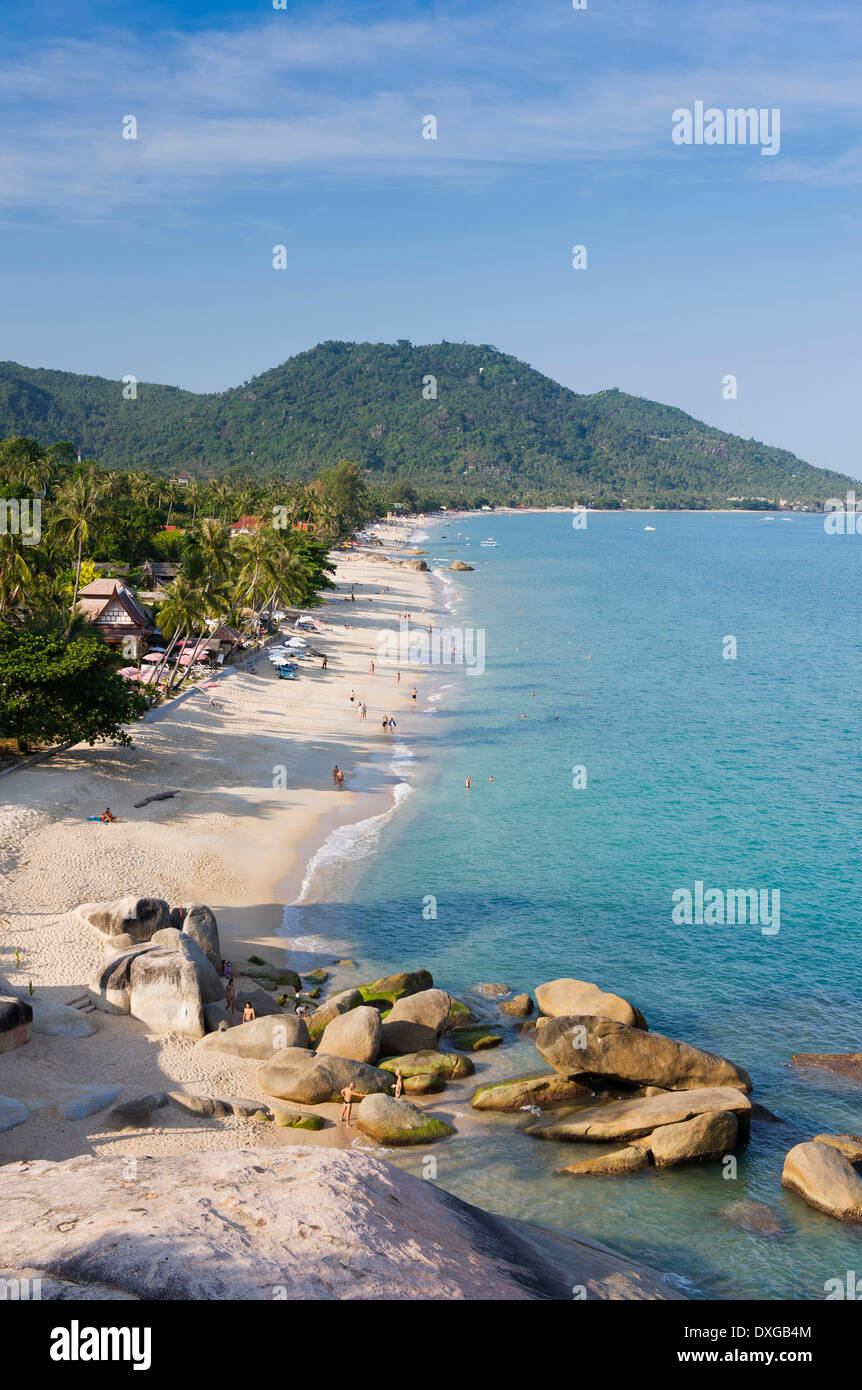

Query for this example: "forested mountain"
[0,341,850,507]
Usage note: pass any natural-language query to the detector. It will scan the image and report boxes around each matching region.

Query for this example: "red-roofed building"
[230,516,260,536]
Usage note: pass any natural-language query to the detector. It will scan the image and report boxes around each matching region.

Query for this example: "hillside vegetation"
[0,341,849,507]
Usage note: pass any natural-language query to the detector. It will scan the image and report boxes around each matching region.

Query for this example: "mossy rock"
[334,958,355,967]
[355,1093,454,1145]
[472,1073,591,1111]
[446,998,477,1026]
[303,968,329,984]
[273,1109,325,1131]
[403,1074,446,1095]
[356,969,433,1007]
[248,955,267,966]
[378,1050,474,1080]
[450,1027,503,1052]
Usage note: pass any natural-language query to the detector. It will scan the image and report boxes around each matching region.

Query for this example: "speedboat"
[480,537,500,547]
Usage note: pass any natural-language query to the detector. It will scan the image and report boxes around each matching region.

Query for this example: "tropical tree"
[53,473,105,614]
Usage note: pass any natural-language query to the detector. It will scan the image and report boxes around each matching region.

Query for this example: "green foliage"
[0,341,850,505]
[0,342,852,505]
[0,627,149,752]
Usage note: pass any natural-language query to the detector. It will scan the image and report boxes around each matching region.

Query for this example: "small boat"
[480,537,500,547]
[644,526,655,531]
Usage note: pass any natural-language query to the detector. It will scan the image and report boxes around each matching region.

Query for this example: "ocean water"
[288,511,862,1299]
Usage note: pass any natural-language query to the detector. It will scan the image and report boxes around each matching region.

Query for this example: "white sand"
[0,524,448,1163]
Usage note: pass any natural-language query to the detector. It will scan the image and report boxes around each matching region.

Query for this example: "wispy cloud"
[0,1,860,215]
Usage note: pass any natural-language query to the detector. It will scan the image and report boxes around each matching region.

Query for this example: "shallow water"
[288,512,862,1298]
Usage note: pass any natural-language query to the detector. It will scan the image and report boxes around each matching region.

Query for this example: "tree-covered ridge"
[0,340,852,507]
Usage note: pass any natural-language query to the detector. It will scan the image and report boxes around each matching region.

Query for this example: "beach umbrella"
[116,666,140,679]
[138,667,162,683]
[141,652,162,663]
[286,637,307,648]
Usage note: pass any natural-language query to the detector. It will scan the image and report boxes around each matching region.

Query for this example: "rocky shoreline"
[4,892,861,1287]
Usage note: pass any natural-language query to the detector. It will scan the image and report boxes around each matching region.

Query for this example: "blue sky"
[1,0,860,476]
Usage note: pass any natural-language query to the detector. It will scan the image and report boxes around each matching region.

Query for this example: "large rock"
[21,997,97,1039]
[176,935,225,1004]
[197,1015,309,1059]
[557,1147,650,1177]
[379,988,450,1055]
[527,1086,752,1142]
[56,1085,123,1122]
[306,988,363,1042]
[89,944,157,1014]
[720,1199,786,1238]
[501,994,534,1017]
[0,1147,684,1299]
[791,1052,862,1084]
[317,1005,382,1064]
[781,1141,862,1221]
[129,948,206,1038]
[356,970,433,1007]
[258,1048,392,1104]
[535,978,647,1030]
[79,896,171,944]
[354,1093,454,1145]
[472,1073,591,1112]
[182,905,221,973]
[0,996,32,1054]
[647,1110,738,1167]
[813,1133,862,1163]
[233,983,283,1019]
[379,1051,474,1081]
[536,1015,751,1093]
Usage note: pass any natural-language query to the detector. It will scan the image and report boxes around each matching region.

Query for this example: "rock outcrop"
[781,1141,862,1221]
[501,993,534,1017]
[379,988,450,1055]
[196,1015,310,1059]
[317,1005,382,1064]
[535,978,647,1030]
[0,1147,684,1299]
[527,1086,751,1143]
[378,1051,474,1081]
[306,988,362,1042]
[258,1048,393,1104]
[536,1015,751,1093]
[647,1110,738,1167]
[356,970,433,1007]
[181,905,221,973]
[473,1073,591,1111]
[79,896,172,944]
[791,1053,862,1084]
[0,996,32,1054]
[354,1094,454,1145]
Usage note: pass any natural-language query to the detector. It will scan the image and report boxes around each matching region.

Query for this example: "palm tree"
[153,576,208,696]
[0,534,33,623]
[53,474,104,615]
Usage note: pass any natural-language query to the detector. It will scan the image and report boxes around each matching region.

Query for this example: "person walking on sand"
[368,661,375,675]
[349,688,355,704]
[242,1001,256,1023]
[361,702,367,720]
[411,686,418,702]
[388,716,396,736]
[225,976,236,1020]
[321,654,327,670]
[340,1081,357,1126]
[396,670,401,685]
[382,715,389,734]
[392,1067,404,1099]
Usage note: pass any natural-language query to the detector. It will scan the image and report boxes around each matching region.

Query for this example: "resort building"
[76,578,161,654]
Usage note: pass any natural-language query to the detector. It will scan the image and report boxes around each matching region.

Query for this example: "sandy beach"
[0,522,452,1164]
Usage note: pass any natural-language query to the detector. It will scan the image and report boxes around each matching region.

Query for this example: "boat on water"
[480,537,500,547]
[644,526,656,531]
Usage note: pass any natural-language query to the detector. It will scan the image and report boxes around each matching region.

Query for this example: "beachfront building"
[77,578,161,656]
[229,516,259,537]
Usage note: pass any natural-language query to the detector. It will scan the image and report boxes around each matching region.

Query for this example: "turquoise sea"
[287,511,862,1299]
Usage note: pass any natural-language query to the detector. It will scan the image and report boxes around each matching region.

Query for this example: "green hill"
[0,340,849,507]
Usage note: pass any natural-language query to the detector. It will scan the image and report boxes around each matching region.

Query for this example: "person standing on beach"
[340,1081,356,1126]
[333,764,341,786]
[335,767,344,790]
[321,655,327,670]
[382,715,389,734]
[349,689,355,704]
[368,661,375,675]
[361,702,367,720]
[396,671,401,685]
[242,1001,255,1023]
[225,977,236,1020]
[411,686,418,702]
[392,1067,404,1099]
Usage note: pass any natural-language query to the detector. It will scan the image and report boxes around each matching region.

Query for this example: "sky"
[1,0,860,476]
